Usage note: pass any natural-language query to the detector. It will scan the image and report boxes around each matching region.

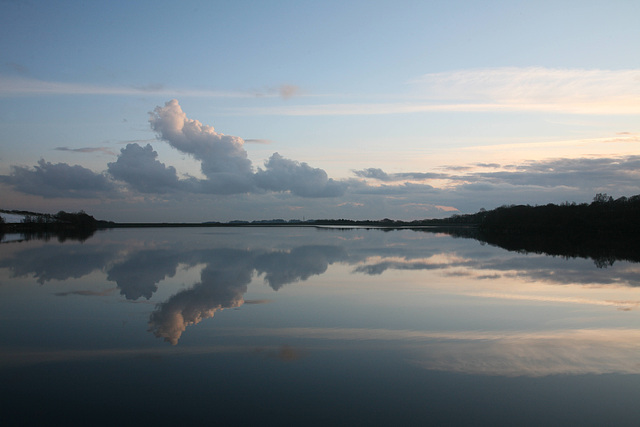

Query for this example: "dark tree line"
[0,210,112,242]
[426,194,640,267]
[476,193,640,236]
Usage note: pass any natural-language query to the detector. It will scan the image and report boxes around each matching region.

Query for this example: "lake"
[1,226,639,426]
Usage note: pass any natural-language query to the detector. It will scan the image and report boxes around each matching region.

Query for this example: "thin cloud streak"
[55,146,116,155]
[244,139,274,144]
[412,67,640,102]
[228,67,640,116]
[462,133,640,152]
[232,101,640,116]
[4,67,638,116]
[0,76,280,98]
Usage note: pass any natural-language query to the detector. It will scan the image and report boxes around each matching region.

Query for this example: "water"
[1,227,639,425]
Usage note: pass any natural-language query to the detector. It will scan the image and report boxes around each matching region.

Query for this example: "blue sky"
[1,0,639,222]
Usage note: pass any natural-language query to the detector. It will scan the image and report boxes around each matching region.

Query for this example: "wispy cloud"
[412,67,640,114]
[233,67,640,116]
[55,146,116,155]
[4,68,638,115]
[55,288,117,297]
[462,133,640,152]
[244,139,274,144]
[354,154,640,195]
[0,76,278,98]
[277,84,301,99]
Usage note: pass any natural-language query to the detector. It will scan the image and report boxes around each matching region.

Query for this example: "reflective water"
[1,227,639,425]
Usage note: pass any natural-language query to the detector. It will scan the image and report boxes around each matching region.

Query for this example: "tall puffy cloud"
[0,159,114,198]
[145,99,346,197]
[149,99,253,177]
[1,99,348,202]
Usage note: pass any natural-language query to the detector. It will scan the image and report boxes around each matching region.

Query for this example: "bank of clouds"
[2,99,640,219]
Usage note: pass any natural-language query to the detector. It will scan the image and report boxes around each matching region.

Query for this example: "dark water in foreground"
[1,227,639,426]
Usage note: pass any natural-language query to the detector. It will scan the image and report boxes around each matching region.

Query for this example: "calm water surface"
[1,227,639,425]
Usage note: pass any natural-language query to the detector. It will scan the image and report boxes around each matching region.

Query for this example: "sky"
[1,0,639,222]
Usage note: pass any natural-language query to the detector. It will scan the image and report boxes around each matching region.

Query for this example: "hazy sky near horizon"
[1,0,639,222]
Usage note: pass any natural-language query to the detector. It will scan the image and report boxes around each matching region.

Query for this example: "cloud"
[278,84,301,99]
[350,180,437,196]
[412,67,640,115]
[6,97,639,220]
[147,100,256,195]
[0,76,270,98]
[147,99,346,197]
[415,67,640,102]
[469,156,640,190]
[150,99,253,177]
[353,168,446,182]
[459,183,495,192]
[254,153,347,198]
[55,146,116,155]
[244,139,274,144]
[0,159,114,198]
[353,168,392,181]
[243,299,273,305]
[107,143,189,194]
[348,154,640,213]
[237,67,640,116]
[55,288,116,297]
[4,67,638,116]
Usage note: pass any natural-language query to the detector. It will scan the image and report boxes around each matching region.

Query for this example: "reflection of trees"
[4,210,103,242]
[409,225,640,268]
[0,228,97,243]
[468,195,640,267]
[446,227,640,268]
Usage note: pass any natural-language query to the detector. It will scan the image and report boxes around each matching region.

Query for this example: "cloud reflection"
[148,245,346,344]
[148,264,252,345]
[3,228,640,348]
[106,249,190,300]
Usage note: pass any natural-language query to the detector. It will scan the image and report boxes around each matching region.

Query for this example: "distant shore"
[2,192,639,236]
